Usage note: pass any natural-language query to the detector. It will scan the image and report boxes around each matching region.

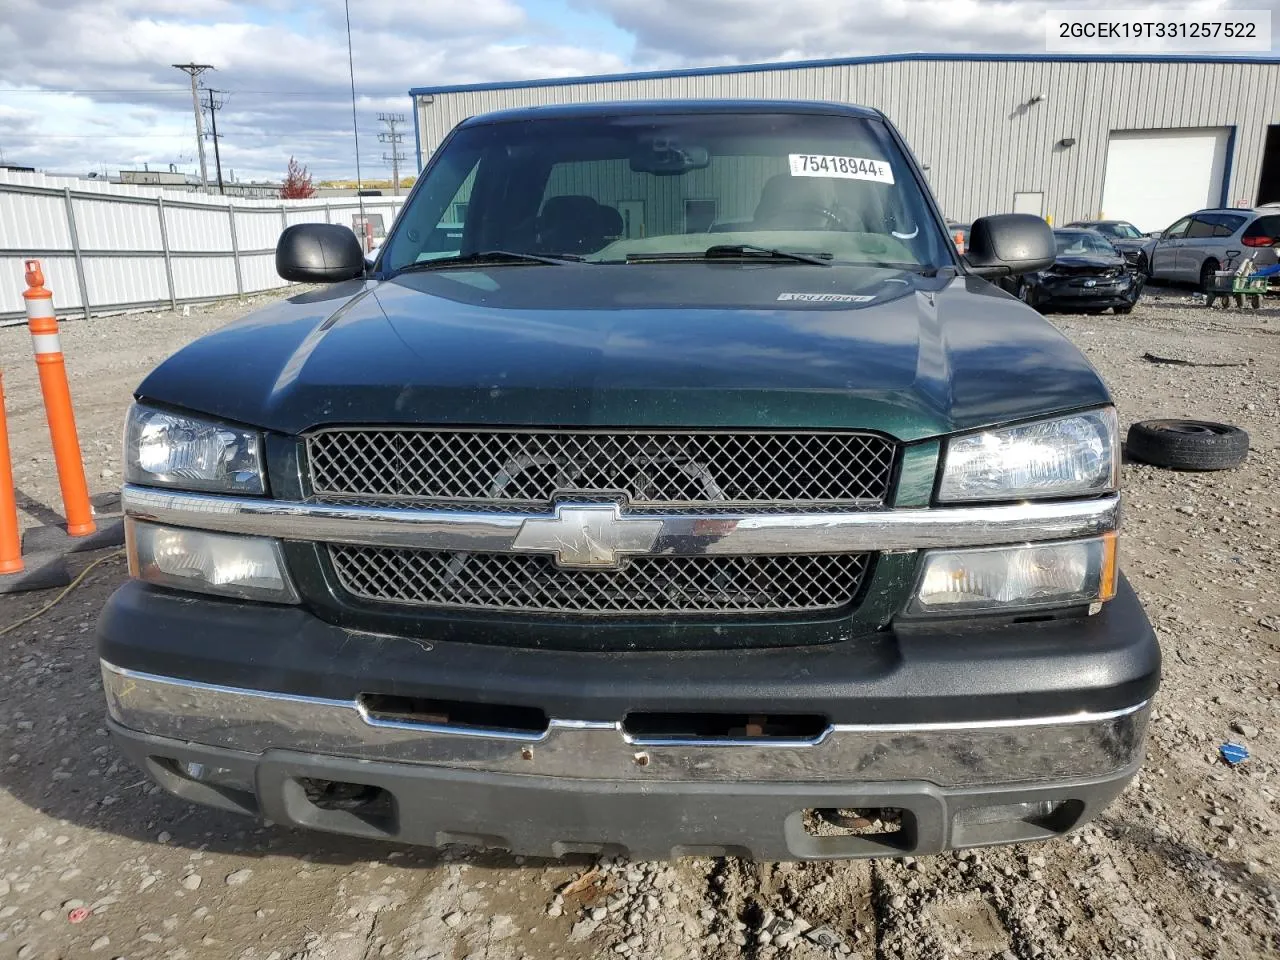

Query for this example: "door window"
[1185,216,1215,239]
[1162,217,1192,239]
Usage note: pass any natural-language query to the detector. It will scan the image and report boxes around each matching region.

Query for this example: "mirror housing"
[275,223,366,283]
[963,214,1056,279]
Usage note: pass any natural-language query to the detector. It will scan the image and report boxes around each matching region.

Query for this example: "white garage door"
[1100,128,1231,234]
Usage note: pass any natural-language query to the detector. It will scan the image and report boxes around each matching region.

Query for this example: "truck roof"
[459,99,884,128]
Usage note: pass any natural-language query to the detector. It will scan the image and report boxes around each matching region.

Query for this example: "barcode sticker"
[788,154,894,184]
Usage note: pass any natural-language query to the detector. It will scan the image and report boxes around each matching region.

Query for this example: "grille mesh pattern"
[329,546,869,615]
[307,429,895,508]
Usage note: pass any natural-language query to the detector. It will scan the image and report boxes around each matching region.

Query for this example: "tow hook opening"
[297,777,396,830]
[804,807,905,838]
[358,693,548,736]
[622,712,828,743]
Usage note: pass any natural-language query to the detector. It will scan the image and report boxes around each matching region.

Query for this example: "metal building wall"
[412,56,1280,226]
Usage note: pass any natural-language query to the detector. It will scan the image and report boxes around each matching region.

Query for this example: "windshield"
[1054,231,1118,257]
[381,112,949,273]
[1092,222,1143,239]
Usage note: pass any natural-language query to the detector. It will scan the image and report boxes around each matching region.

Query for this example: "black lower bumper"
[110,722,1140,860]
[97,578,1159,724]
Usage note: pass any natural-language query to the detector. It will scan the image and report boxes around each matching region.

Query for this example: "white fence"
[0,171,405,325]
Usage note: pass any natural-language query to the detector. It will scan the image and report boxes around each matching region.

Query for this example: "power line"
[0,88,358,96]
[172,63,213,192]
[21,131,369,139]
[377,112,406,196]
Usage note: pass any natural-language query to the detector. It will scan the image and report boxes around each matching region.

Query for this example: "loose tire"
[1249,294,1262,309]
[1126,420,1249,471]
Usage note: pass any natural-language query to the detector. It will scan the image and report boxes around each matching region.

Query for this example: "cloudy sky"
[1,0,1275,182]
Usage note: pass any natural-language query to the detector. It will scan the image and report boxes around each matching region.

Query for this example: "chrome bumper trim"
[120,484,1121,555]
[102,660,1149,787]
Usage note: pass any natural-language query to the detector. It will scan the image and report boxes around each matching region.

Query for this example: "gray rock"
[225,868,253,886]
[181,873,202,891]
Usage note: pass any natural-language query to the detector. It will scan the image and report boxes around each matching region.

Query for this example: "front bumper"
[1035,276,1143,309]
[98,577,1158,859]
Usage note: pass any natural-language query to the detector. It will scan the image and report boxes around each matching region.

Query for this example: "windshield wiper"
[392,250,584,275]
[850,260,943,277]
[626,244,832,266]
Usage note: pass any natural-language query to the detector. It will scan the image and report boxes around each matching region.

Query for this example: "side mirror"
[963,214,1056,279]
[275,223,366,283]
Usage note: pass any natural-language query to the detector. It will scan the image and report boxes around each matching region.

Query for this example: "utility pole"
[204,88,227,195]
[172,63,213,192]
[377,113,406,195]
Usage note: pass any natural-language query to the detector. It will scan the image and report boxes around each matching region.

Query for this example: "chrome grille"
[329,546,870,616]
[306,429,895,508]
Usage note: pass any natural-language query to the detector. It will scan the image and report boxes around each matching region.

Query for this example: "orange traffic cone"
[22,260,95,537]
[0,369,21,574]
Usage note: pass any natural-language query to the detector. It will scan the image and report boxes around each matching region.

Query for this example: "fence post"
[324,202,332,224]
[62,187,91,321]
[227,204,244,297]
[156,196,177,311]
[280,204,287,234]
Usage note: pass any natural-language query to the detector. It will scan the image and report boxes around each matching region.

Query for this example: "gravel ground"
[0,286,1277,960]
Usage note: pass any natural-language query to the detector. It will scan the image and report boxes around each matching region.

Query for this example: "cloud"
[3,0,1275,180]
[0,0,623,179]
[582,0,1276,63]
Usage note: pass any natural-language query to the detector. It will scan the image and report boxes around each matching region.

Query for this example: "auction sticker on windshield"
[789,154,894,183]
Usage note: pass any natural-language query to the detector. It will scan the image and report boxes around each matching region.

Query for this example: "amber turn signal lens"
[1099,531,1118,602]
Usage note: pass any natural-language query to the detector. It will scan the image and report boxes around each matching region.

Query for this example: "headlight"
[125,404,264,494]
[910,534,1117,614]
[938,408,1118,502]
[128,520,298,603]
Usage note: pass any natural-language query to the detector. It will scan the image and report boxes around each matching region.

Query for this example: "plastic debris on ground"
[1219,743,1250,766]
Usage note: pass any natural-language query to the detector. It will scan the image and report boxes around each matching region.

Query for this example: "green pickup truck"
[98,100,1158,860]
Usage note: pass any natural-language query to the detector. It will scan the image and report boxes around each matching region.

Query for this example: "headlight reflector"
[128,520,298,604]
[125,404,264,494]
[911,534,1116,614]
[938,408,1117,502]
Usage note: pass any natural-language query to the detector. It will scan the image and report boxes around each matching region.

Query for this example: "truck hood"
[136,264,1110,441]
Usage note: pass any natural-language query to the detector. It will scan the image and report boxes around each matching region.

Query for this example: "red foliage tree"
[280,156,315,199]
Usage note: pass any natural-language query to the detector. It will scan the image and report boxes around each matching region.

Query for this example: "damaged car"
[1063,219,1153,275]
[1009,228,1145,314]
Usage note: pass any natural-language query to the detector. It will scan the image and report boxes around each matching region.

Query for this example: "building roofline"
[409,51,1280,97]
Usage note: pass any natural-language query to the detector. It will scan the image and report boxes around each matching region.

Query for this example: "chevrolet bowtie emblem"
[512,505,663,569]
